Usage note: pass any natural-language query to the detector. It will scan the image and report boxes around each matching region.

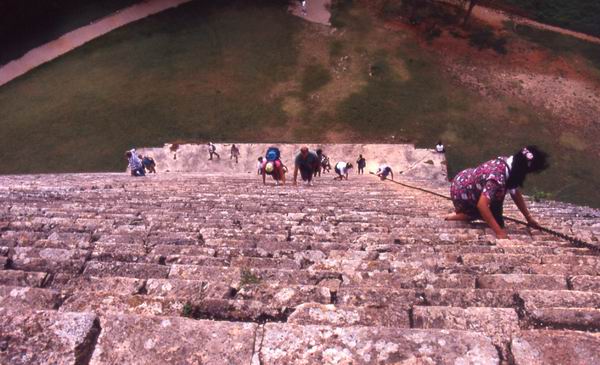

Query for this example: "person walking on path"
[230,144,240,163]
[356,154,366,174]
[446,146,548,239]
[126,149,145,177]
[208,142,220,160]
[293,146,320,186]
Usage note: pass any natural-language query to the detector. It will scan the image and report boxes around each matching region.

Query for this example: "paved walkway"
[289,0,331,26]
[441,0,600,45]
[0,0,192,88]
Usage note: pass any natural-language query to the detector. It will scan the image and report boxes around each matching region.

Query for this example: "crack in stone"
[250,324,266,365]
[75,317,101,365]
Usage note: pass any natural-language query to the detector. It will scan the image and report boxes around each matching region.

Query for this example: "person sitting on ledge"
[125,149,145,177]
[376,164,393,181]
[446,146,548,239]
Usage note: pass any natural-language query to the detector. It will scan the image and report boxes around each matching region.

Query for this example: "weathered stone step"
[412,306,519,357]
[288,302,410,327]
[168,265,340,287]
[83,261,169,279]
[424,288,516,308]
[0,269,48,287]
[0,307,99,365]
[477,274,567,290]
[518,290,600,310]
[258,324,500,364]
[569,276,600,291]
[511,330,600,364]
[0,285,61,309]
[526,307,600,332]
[89,313,256,364]
[345,271,475,289]
[9,247,88,274]
[50,274,145,296]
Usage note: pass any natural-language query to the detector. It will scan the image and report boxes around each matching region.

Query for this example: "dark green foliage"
[425,25,442,43]
[500,0,600,37]
[330,0,354,28]
[329,40,345,57]
[468,28,507,54]
[182,302,194,318]
[240,269,261,286]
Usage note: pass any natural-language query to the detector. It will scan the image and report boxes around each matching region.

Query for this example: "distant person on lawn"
[446,146,548,239]
[294,147,320,186]
[125,149,145,177]
[208,142,220,160]
[334,161,353,180]
[376,164,393,181]
[356,154,366,174]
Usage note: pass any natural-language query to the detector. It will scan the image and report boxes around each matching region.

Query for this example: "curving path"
[440,0,600,45]
[0,0,192,88]
[289,0,331,26]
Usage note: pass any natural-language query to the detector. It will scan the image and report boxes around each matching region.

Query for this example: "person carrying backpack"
[262,146,286,185]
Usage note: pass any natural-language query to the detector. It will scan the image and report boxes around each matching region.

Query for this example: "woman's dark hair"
[506,145,549,189]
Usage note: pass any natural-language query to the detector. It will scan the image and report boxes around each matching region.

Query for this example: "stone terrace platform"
[1,171,599,364]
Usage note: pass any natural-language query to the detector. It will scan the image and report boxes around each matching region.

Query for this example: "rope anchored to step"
[369,172,599,253]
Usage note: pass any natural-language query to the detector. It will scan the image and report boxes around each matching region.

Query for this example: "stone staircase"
[1,171,599,364]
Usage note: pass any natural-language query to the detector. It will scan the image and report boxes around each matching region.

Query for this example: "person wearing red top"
[446,146,548,238]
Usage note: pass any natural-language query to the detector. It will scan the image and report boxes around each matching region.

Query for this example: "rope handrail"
[368,172,599,253]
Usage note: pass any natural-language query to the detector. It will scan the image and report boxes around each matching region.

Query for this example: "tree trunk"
[462,0,479,26]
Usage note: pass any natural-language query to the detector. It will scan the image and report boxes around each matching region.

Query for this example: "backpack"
[266,147,280,162]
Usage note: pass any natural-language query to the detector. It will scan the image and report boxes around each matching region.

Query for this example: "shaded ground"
[0,0,140,66]
[0,0,192,87]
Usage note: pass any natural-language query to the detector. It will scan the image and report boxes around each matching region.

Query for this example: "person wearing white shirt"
[334,161,353,180]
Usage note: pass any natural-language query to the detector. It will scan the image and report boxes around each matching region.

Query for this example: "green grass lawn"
[0,0,598,208]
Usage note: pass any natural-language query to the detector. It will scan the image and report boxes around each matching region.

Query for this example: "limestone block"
[90,314,256,364]
[0,308,99,365]
[512,330,600,365]
[260,324,499,364]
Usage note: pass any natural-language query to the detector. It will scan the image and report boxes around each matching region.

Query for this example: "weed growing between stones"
[182,302,194,318]
[240,269,261,287]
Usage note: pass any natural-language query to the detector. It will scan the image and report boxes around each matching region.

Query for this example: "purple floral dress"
[450,157,510,218]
